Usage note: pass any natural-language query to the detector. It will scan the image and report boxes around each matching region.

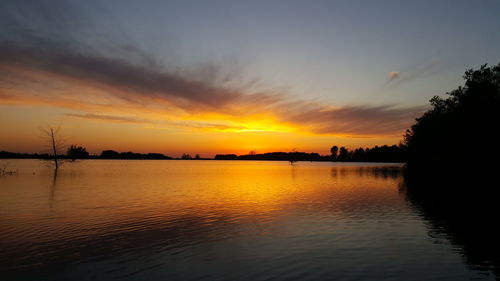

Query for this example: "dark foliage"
[2,150,173,160]
[330,146,338,160]
[100,150,172,159]
[239,152,323,161]
[215,152,323,161]
[403,63,500,177]
[180,153,192,159]
[67,145,89,160]
[0,151,52,159]
[328,145,406,162]
[214,154,238,160]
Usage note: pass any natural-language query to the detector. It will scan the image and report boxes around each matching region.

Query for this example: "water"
[0,160,497,280]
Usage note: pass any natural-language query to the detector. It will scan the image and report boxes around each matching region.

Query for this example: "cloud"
[0,42,265,111]
[65,112,250,132]
[282,104,425,137]
[386,58,445,87]
[65,113,148,124]
[0,0,424,138]
[388,71,400,81]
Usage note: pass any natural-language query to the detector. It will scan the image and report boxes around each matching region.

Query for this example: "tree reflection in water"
[402,172,500,280]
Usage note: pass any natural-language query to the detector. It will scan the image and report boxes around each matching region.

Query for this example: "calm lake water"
[0,160,497,280]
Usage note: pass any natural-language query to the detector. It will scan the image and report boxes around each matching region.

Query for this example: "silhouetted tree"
[214,154,238,160]
[67,145,89,160]
[338,147,349,161]
[330,145,338,160]
[181,153,192,159]
[195,154,200,159]
[351,148,365,161]
[100,150,119,158]
[403,63,500,178]
[42,126,64,170]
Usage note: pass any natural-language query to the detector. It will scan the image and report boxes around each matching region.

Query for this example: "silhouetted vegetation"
[401,63,500,206]
[0,150,172,160]
[213,145,406,162]
[403,63,500,177]
[215,151,323,161]
[288,149,298,165]
[327,145,406,162]
[180,153,192,159]
[100,150,172,160]
[67,145,89,160]
[330,146,338,160]
[0,151,54,159]
[42,126,64,170]
[0,145,405,163]
[214,154,238,160]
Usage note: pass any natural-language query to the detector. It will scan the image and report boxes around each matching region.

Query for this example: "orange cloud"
[0,47,424,138]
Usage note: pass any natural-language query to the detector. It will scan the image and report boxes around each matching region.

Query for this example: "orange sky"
[0,101,405,158]
[0,47,417,157]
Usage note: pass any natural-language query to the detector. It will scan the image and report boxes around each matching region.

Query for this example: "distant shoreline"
[0,149,406,163]
[0,156,405,164]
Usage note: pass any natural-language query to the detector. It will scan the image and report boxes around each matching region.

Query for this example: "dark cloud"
[283,104,426,137]
[0,42,263,111]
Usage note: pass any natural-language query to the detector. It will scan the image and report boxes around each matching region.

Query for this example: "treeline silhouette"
[99,150,172,159]
[2,145,407,162]
[214,145,406,162]
[404,63,500,184]
[0,150,172,160]
[329,145,405,162]
[402,63,500,226]
[0,151,56,159]
[215,152,323,161]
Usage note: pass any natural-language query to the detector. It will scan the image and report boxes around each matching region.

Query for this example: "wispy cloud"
[386,58,444,86]
[65,113,148,124]
[65,112,251,132]
[282,104,425,137]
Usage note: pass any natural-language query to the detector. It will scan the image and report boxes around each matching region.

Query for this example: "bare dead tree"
[42,126,65,170]
[50,127,59,169]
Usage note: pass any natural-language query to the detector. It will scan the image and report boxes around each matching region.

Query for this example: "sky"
[1,0,500,157]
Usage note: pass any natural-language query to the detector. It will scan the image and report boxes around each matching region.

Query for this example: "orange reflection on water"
[0,160,404,239]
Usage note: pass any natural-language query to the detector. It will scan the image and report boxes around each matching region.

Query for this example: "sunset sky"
[1,0,500,157]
